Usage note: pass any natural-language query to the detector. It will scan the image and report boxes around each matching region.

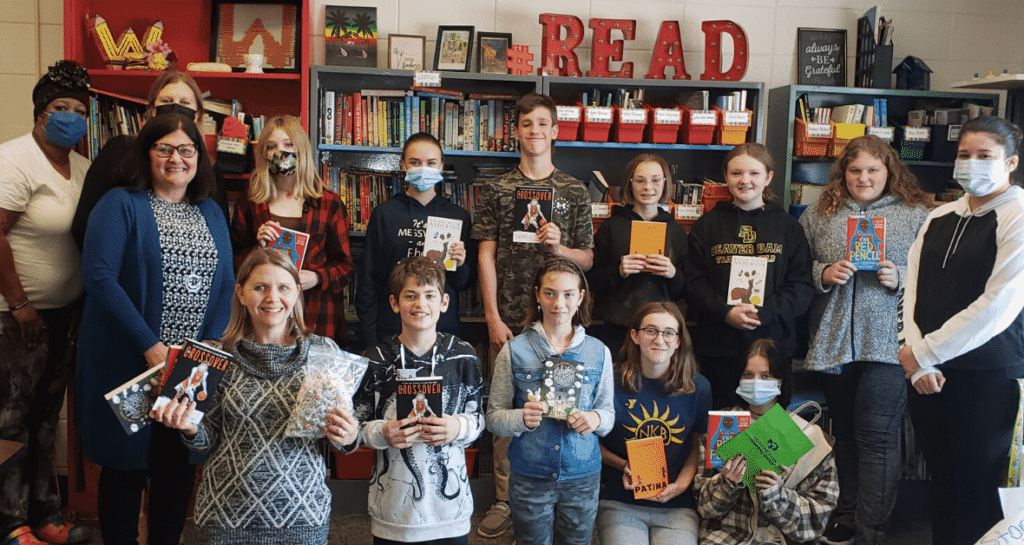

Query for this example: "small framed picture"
[388,34,426,70]
[477,32,512,74]
[434,25,474,72]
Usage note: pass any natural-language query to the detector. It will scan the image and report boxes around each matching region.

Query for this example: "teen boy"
[471,92,595,537]
[352,256,484,544]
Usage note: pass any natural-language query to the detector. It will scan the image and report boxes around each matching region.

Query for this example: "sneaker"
[4,527,48,545]
[33,515,90,544]
[820,520,855,545]
[477,501,512,538]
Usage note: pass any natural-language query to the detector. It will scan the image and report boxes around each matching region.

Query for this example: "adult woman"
[71,69,228,248]
[155,248,359,544]
[76,113,234,545]
[587,154,687,357]
[0,60,91,545]
[899,115,1024,545]
[693,338,838,545]
[797,135,930,545]
[596,301,710,545]
[231,115,354,344]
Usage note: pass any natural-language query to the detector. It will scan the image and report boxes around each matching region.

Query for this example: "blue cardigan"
[76,188,234,470]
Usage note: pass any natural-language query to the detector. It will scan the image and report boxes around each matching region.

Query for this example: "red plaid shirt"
[231,189,354,341]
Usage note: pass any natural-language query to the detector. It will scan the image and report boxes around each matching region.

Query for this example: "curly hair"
[816,134,931,215]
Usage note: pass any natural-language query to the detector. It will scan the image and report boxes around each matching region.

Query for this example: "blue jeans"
[508,471,599,545]
[819,362,906,545]
[596,499,698,545]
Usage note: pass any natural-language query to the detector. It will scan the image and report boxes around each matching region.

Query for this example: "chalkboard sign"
[797,28,847,86]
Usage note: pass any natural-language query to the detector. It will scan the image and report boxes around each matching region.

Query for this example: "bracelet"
[9,300,29,311]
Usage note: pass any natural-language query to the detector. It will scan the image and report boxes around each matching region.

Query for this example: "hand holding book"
[152,393,199,438]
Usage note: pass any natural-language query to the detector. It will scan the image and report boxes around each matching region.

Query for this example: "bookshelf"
[767,85,1000,207]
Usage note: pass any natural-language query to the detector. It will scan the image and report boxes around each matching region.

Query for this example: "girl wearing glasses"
[77,113,234,545]
[231,115,355,346]
[596,301,711,545]
[588,154,688,357]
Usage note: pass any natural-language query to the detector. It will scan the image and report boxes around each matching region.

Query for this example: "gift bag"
[285,344,369,438]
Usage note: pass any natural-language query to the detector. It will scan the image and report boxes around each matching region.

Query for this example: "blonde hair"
[221,248,309,351]
[249,115,323,204]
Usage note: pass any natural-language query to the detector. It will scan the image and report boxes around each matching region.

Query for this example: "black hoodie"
[684,200,814,359]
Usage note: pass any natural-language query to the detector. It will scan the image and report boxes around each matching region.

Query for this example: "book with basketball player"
[150,339,234,426]
[269,227,311,270]
[512,186,553,244]
[527,356,589,420]
[104,363,166,435]
[423,216,463,271]
[705,410,751,468]
[396,376,443,442]
[629,220,667,258]
[625,435,669,499]
[727,255,768,307]
[847,216,885,271]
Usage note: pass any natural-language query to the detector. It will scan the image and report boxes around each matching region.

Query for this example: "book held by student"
[269,227,311,270]
[423,215,463,271]
[104,364,166,435]
[396,376,443,442]
[715,404,815,492]
[626,435,669,499]
[727,256,768,306]
[527,356,588,420]
[629,220,667,258]
[847,216,885,271]
[512,186,553,244]
[151,339,234,426]
[706,410,751,468]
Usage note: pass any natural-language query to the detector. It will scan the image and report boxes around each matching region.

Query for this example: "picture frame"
[477,32,512,74]
[796,28,846,86]
[388,34,426,70]
[211,1,301,73]
[324,5,378,68]
[434,25,474,72]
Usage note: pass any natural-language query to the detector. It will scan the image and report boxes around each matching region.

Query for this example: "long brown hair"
[221,248,309,351]
[523,257,592,327]
[617,302,698,395]
[817,134,931,215]
[249,115,323,204]
[621,153,672,206]
[723,143,776,202]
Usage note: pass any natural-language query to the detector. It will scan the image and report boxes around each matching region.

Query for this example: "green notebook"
[715,404,815,492]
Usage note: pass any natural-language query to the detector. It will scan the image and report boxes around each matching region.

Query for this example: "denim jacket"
[486,322,615,480]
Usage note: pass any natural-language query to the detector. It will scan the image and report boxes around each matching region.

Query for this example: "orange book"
[626,435,669,500]
[629,221,667,257]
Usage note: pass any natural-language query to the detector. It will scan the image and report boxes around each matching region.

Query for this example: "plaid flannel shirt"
[231,189,354,340]
[693,434,839,545]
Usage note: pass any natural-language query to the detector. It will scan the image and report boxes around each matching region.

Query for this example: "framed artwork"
[388,34,426,70]
[324,5,378,67]
[477,32,511,74]
[211,1,301,73]
[797,28,846,86]
[434,25,474,72]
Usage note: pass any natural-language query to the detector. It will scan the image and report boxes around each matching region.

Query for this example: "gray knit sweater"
[797,195,929,371]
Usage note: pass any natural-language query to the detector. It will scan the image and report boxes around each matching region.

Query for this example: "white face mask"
[735,378,780,406]
[953,158,1009,197]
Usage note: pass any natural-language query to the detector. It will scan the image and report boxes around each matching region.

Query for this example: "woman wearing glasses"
[587,154,688,357]
[596,301,711,545]
[76,113,234,545]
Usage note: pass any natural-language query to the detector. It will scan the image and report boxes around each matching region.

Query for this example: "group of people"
[0,61,1021,545]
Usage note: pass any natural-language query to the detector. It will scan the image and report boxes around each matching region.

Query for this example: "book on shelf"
[629,221,667,257]
[150,340,234,426]
[396,376,443,442]
[847,216,885,271]
[512,186,553,244]
[269,227,310,270]
[715,404,815,492]
[625,435,669,500]
[80,89,147,160]
[727,255,768,306]
[423,216,463,271]
[104,363,166,435]
[705,410,751,468]
[528,356,588,420]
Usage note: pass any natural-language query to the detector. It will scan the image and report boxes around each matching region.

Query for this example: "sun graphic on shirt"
[623,401,686,445]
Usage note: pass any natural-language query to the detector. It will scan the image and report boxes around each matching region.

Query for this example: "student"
[352,256,484,544]
[486,257,614,545]
[153,248,359,544]
[471,92,594,537]
[355,132,472,351]
[684,143,814,408]
[588,153,688,356]
[693,339,839,545]
[596,301,710,545]
[899,115,1024,545]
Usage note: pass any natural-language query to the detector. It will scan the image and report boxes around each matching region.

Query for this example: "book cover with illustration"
[512,186,553,244]
[727,255,768,306]
[104,363,166,435]
[715,404,815,492]
[527,356,588,420]
[269,227,311,270]
[423,216,463,271]
[626,435,669,499]
[629,220,667,257]
[151,340,234,426]
[705,410,751,468]
[847,216,885,271]
[396,376,443,442]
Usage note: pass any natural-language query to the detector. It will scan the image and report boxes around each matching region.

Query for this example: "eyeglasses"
[152,143,197,158]
[631,177,665,186]
[638,327,678,342]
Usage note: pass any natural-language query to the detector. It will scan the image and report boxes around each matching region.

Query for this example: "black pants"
[97,425,196,545]
[699,355,743,410]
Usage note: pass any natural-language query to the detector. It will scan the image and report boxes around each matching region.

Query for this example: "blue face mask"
[953,158,1009,197]
[405,166,444,192]
[44,111,88,148]
[736,378,780,406]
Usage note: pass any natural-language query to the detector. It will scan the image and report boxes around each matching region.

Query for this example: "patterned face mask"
[269,150,297,176]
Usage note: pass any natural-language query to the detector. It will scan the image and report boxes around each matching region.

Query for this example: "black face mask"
[154,103,198,119]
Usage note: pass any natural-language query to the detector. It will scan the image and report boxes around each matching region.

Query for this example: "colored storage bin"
[714,108,753,146]
[555,105,581,141]
[646,106,682,144]
[613,106,648,143]
[898,126,930,161]
[680,106,717,145]
[581,106,613,142]
[702,181,732,214]
[828,122,866,158]
[794,118,832,158]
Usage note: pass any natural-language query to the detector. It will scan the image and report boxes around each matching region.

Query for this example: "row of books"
[796,95,890,128]
[82,90,147,160]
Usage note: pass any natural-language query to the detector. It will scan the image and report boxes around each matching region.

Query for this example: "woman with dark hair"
[693,338,838,545]
[76,112,234,545]
[587,153,688,357]
[900,115,1024,545]
[797,134,931,545]
[596,301,710,545]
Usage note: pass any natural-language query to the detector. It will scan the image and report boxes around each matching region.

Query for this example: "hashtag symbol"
[506,45,534,76]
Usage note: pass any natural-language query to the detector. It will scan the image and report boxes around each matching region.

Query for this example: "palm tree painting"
[324,5,377,67]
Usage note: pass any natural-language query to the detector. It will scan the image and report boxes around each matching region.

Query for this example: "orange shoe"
[33,515,90,544]
[3,527,48,545]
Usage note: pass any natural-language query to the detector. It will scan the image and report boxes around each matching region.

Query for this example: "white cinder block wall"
[1,0,1023,475]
